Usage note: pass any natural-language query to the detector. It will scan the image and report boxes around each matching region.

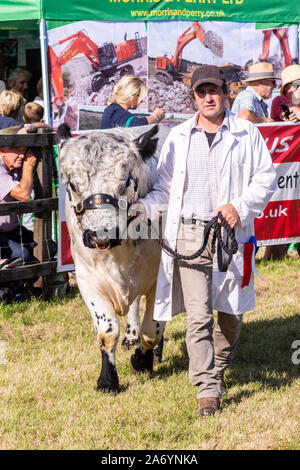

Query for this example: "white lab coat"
[140,110,276,321]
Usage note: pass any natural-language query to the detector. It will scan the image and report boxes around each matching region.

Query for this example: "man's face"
[0,147,27,170]
[193,83,226,121]
[258,79,276,99]
[13,73,29,96]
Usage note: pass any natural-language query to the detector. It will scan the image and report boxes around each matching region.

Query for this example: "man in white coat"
[131,65,276,416]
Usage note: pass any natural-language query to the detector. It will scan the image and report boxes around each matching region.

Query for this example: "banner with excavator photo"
[46,20,298,130]
[47,21,147,130]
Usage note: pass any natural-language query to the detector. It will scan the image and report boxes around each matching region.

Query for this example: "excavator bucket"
[203,30,223,57]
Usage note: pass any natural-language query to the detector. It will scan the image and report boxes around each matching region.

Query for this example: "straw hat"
[245,62,280,82]
[280,64,300,94]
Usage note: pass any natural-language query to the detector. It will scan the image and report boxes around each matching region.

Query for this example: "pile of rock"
[148,78,193,113]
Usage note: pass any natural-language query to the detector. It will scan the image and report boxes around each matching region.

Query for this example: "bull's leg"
[76,278,120,394]
[153,334,164,363]
[130,288,165,374]
[121,296,140,349]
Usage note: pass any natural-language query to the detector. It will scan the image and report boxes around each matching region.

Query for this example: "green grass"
[0,257,299,449]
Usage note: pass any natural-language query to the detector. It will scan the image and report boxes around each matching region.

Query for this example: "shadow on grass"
[155,313,300,404]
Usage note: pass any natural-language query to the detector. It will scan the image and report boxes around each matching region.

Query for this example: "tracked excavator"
[49,30,143,113]
[259,28,292,68]
[155,22,223,85]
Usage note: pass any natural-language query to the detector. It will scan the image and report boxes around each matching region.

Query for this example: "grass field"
[0,256,299,450]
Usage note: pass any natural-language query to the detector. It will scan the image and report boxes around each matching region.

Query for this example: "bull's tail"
[55,123,72,150]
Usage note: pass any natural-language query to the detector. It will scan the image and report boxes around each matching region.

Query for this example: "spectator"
[33,78,45,110]
[23,102,44,125]
[0,90,25,129]
[7,67,31,101]
[101,75,165,129]
[231,62,278,123]
[22,101,53,134]
[0,126,37,269]
[271,64,300,122]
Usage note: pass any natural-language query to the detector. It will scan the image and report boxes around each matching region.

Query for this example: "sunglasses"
[291,80,300,89]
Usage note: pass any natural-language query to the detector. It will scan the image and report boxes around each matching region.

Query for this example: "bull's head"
[56,124,158,251]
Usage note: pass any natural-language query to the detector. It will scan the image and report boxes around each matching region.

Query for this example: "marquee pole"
[39,19,52,125]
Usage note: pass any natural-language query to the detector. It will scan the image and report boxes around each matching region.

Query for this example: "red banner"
[255,124,300,245]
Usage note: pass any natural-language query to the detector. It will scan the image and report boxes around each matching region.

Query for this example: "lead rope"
[149,212,238,269]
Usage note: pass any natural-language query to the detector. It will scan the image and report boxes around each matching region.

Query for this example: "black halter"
[66,182,132,233]
[73,192,128,215]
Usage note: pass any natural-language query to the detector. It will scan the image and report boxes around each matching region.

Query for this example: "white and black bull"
[56,123,166,394]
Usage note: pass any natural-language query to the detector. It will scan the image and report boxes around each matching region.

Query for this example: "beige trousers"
[176,222,243,399]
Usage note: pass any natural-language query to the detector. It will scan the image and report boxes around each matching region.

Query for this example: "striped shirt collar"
[191,108,230,133]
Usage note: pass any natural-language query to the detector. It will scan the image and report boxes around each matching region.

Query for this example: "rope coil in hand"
[153,212,238,272]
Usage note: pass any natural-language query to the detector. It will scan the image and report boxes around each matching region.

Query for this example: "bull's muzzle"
[83,229,121,251]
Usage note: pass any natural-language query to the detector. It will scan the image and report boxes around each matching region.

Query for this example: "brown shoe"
[198,397,220,417]
[216,373,226,395]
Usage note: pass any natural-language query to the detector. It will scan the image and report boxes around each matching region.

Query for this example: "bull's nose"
[83,230,109,249]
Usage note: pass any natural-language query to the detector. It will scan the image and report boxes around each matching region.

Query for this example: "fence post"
[33,129,54,293]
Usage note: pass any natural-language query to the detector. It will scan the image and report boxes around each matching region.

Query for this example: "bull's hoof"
[153,353,162,364]
[96,381,119,396]
[97,350,119,395]
[121,336,140,349]
[130,348,153,375]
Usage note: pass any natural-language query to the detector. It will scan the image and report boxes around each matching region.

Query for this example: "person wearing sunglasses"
[271,64,300,122]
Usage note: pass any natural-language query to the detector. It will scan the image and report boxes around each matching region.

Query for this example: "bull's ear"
[56,123,72,150]
[135,124,159,161]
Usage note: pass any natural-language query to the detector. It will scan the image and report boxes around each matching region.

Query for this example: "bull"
[56,123,166,394]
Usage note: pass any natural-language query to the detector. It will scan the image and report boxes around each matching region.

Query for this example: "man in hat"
[231,62,278,123]
[129,65,276,416]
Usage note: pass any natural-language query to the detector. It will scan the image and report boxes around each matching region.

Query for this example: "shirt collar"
[191,109,230,133]
[246,85,265,102]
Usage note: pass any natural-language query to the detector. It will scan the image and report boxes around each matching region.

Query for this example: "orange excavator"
[259,28,292,68]
[155,22,223,85]
[49,30,143,113]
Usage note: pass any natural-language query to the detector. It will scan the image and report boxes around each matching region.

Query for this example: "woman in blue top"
[101,75,165,129]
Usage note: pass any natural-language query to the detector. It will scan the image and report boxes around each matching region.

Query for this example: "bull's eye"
[69,182,76,192]
[125,176,132,189]
[125,174,138,193]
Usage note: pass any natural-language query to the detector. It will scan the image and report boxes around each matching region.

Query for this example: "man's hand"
[216,203,240,229]
[23,148,37,169]
[128,201,148,225]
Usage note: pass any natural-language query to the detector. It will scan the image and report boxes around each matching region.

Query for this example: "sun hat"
[280,64,300,94]
[245,62,280,82]
[191,65,226,91]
